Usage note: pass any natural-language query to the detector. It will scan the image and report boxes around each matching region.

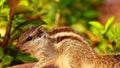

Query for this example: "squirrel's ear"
[29,25,35,29]
[36,26,46,33]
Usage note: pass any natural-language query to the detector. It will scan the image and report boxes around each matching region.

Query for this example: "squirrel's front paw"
[32,63,41,68]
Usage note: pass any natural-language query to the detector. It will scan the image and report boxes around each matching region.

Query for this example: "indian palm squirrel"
[17,26,120,68]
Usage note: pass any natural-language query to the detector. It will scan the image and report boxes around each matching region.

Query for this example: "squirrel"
[17,26,120,68]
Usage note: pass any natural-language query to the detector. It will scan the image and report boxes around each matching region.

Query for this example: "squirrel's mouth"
[22,48,28,52]
[16,45,28,52]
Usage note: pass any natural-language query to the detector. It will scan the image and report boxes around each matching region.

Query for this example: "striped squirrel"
[17,26,120,68]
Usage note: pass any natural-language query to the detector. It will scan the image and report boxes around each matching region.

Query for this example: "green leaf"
[90,26,103,38]
[10,20,46,42]
[0,47,4,59]
[2,55,13,65]
[17,52,37,63]
[114,23,120,34]
[0,0,5,6]
[97,41,107,53]
[13,5,33,15]
[89,21,104,37]
[116,47,120,52]
[14,19,46,30]
[103,16,115,34]
[114,23,120,45]
[106,29,114,41]
[89,21,103,29]
[83,10,98,19]
[71,23,86,32]
[19,0,29,6]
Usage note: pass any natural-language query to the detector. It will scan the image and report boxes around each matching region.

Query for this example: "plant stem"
[55,12,60,28]
[1,19,12,48]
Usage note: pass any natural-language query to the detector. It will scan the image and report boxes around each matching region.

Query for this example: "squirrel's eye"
[26,36,32,41]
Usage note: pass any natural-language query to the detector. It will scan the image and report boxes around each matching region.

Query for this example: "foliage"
[89,17,120,54]
[1,0,115,67]
[89,17,115,38]
[0,47,13,68]
[0,0,45,67]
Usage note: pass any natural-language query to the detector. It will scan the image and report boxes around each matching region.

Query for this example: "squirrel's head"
[17,26,58,60]
[16,26,51,54]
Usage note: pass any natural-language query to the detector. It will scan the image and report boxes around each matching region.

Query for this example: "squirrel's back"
[52,28,120,68]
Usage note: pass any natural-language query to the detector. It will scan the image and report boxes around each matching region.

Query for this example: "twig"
[84,29,102,48]
[55,12,61,28]
[1,19,12,48]
[1,7,14,48]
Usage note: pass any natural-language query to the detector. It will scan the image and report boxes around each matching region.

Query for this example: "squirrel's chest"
[56,54,72,68]
[81,62,95,68]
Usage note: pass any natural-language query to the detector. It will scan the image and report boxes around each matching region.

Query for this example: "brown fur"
[17,26,120,68]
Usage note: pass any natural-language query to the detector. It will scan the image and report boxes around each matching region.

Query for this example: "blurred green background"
[0,0,120,67]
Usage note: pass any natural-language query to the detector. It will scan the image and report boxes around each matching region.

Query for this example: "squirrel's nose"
[44,34,48,38]
[16,45,20,49]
